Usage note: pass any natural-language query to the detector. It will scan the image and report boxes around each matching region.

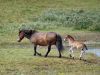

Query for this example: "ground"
[0,45,100,75]
[0,0,100,75]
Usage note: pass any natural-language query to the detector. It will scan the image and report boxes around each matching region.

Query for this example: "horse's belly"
[37,40,48,46]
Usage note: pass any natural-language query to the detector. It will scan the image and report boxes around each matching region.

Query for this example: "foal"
[64,35,88,60]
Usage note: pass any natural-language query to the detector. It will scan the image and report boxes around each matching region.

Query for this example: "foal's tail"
[56,34,64,52]
[84,44,88,50]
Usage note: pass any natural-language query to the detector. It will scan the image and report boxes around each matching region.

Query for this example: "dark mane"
[19,29,37,39]
[67,35,75,41]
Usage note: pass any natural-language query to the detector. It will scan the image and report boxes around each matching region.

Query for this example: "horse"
[64,35,88,60]
[17,29,64,58]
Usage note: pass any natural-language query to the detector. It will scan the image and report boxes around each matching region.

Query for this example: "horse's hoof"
[69,54,72,58]
[44,55,47,57]
[38,53,42,56]
[80,57,82,60]
[34,54,36,56]
[72,57,74,59]
[59,56,61,58]
[83,59,86,61]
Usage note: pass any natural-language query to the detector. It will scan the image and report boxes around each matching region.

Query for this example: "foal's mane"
[67,35,75,41]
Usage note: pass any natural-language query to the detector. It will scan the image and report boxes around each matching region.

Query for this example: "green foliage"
[27,9,100,31]
[88,23,100,31]
[0,0,100,31]
[0,48,99,75]
[17,9,100,31]
[0,0,100,75]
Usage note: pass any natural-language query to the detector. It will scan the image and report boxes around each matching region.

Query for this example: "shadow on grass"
[35,55,99,64]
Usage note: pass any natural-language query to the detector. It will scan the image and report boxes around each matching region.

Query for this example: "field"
[0,0,100,75]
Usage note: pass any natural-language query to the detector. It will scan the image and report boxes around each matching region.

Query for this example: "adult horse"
[17,29,64,58]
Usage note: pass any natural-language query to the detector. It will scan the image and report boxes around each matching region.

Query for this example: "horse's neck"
[25,34,31,39]
[25,32,37,39]
[68,39,75,45]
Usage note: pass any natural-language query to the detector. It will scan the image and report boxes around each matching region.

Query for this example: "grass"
[0,48,100,75]
[0,0,100,25]
[0,0,100,75]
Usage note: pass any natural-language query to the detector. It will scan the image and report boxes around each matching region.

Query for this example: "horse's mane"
[19,29,38,39]
[67,35,75,41]
[20,29,37,33]
[31,30,38,33]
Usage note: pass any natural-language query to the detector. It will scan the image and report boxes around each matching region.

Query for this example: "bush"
[88,24,100,31]
[19,9,100,31]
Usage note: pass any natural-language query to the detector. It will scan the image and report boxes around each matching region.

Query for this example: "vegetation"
[0,0,100,32]
[0,47,100,75]
[0,0,100,75]
[31,9,100,31]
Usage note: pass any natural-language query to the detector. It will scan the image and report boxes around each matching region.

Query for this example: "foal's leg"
[80,49,85,60]
[69,47,74,59]
[34,45,41,56]
[45,45,51,57]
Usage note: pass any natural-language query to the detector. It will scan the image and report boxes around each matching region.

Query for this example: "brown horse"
[17,29,64,58]
[64,35,88,60]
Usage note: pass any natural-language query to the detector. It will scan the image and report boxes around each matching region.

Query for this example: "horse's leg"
[45,45,51,57]
[34,45,41,56]
[34,45,37,56]
[58,50,62,58]
[69,48,72,58]
[69,47,74,59]
[80,49,85,60]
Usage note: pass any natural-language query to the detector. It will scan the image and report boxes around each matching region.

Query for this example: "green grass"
[0,0,100,75]
[0,0,100,24]
[0,0,100,22]
[0,0,100,38]
[0,48,100,75]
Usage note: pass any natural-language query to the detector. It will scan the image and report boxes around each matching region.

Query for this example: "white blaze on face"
[64,38,66,41]
[17,36,20,42]
[17,31,25,42]
[17,38,20,41]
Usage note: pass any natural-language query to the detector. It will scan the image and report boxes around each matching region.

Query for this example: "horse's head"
[64,35,68,41]
[64,35,74,41]
[17,29,36,42]
[17,29,25,42]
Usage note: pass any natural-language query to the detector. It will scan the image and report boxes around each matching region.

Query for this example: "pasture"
[0,45,100,75]
[0,0,100,75]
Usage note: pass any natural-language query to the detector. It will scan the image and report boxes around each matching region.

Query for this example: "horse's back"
[73,41,85,49]
[30,32,57,46]
[46,32,57,44]
[46,32,57,40]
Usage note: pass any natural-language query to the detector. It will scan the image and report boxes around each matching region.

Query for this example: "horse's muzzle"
[64,38,66,41]
[17,39,21,42]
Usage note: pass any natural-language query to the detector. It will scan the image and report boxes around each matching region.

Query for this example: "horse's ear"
[30,30,33,32]
[19,28,22,31]
[31,29,36,32]
[67,35,70,37]
[29,30,33,34]
[19,29,21,32]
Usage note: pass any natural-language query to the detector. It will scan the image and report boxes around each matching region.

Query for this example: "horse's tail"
[84,44,88,50]
[56,34,64,52]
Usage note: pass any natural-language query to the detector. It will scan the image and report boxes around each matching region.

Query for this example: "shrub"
[35,9,100,31]
[19,9,100,31]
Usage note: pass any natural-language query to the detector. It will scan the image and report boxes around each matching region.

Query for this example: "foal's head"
[64,35,75,42]
[17,29,36,42]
